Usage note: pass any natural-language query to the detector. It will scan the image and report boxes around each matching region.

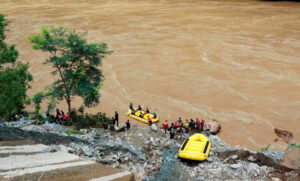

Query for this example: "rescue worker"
[126,120,131,130]
[153,112,157,119]
[185,119,189,133]
[129,103,133,110]
[170,125,175,139]
[145,107,150,113]
[137,104,142,111]
[163,120,168,133]
[196,118,201,132]
[131,107,136,115]
[148,116,153,126]
[200,119,205,132]
[189,119,195,130]
[115,111,119,126]
[178,117,182,124]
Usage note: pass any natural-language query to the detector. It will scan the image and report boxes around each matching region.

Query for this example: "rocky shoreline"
[0,118,299,181]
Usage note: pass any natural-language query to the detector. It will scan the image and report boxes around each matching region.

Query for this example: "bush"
[72,113,111,129]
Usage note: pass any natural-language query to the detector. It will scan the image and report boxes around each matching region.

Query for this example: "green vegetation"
[65,128,84,135]
[29,26,112,116]
[290,143,300,149]
[72,112,111,129]
[0,14,32,120]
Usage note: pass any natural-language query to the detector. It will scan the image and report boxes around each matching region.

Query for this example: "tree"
[29,26,111,116]
[0,14,32,120]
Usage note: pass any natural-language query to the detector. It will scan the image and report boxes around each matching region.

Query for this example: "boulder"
[43,145,58,153]
[246,163,260,177]
[151,124,158,132]
[208,168,222,177]
[230,163,242,169]
[248,155,257,162]
[67,147,75,154]
[97,157,112,165]
[280,147,300,170]
[274,128,293,144]
[81,145,94,157]
[205,121,221,134]
[114,124,126,132]
[223,154,238,164]
[206,156,213,162]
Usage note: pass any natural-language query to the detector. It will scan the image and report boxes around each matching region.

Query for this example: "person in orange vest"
[174,121,179,129]
[148,116,153,126]
[163,120,168,133]
[185,119,189,133]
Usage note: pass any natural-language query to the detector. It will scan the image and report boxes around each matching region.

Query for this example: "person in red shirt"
[163,120,168,133]
[196,118,201,132]
[174,121,179,129]
[200,119,205,132]
[63,113,69,125]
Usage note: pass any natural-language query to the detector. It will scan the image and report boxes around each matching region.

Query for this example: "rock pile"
[0,120,299,181]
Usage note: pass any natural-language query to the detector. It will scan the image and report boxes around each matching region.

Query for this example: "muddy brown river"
[1,0,300,151]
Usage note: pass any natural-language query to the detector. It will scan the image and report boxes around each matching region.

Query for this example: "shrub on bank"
[72,113,111,130]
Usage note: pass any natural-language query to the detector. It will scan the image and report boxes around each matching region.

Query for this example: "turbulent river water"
[1,0,300,150]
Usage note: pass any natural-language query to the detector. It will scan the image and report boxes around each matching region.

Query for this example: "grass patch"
[290,143,300,149]
[65,129,84,135]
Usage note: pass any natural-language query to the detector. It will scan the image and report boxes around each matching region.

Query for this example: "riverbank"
[0,119,299,180]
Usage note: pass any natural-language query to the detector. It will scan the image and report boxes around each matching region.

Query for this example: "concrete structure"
[0,141,133,181]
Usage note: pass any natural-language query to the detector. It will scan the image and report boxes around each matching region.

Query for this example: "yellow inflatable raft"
[178,133,211,161]
[127,108,159,124]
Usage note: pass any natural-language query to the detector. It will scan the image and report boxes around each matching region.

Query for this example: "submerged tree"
[0,14,32,119]
[29,26,111,116]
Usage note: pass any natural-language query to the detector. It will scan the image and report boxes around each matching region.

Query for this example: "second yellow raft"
[178,133,211,161]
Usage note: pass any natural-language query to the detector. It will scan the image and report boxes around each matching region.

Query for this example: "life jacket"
[58,115,62,120]
[64,114,69,120]
[170,128,175,134]
[163,122,168,129]
[196,120,200,126]
[174,123,179,128]
[185,123,189,129]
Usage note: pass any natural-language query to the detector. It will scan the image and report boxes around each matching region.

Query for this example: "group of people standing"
[47,108,69,125]
[111,111,131,130]
[163,117,206,139]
